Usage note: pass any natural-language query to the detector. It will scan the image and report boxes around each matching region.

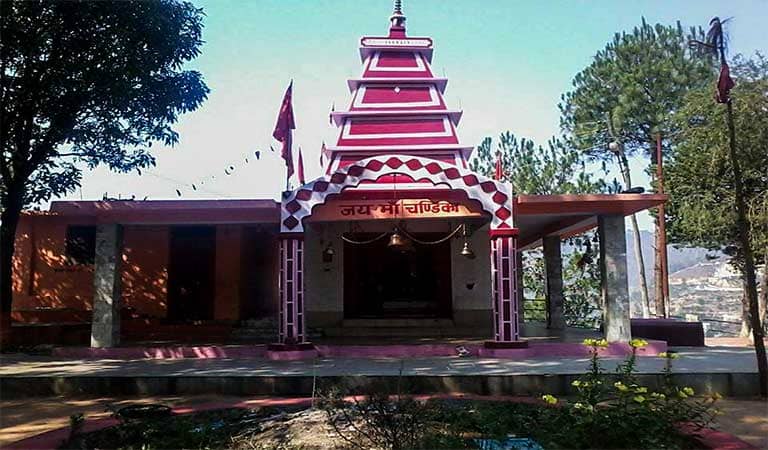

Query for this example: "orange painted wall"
[11,215,276,324]
[121,226,169,318]
[12,215,96,314]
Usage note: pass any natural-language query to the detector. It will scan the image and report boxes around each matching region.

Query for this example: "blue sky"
[64,0,767,230]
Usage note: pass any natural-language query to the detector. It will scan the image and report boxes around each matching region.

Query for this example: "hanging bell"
[460,240,476,259]
[388,230,409,252]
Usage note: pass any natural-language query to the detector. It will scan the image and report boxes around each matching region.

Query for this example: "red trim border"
[489,228,519,238]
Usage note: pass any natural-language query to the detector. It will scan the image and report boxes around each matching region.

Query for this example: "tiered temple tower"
[324,1,472,177]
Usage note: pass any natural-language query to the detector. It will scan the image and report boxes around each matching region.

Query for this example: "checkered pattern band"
[280,155,514,232]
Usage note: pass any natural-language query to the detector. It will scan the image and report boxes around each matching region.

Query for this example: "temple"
[9,3,666,352]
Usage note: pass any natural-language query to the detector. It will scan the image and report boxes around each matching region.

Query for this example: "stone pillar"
[543,235,565,330]
[278,235,305,343]
[490,233,520,342]
[90,224,123,348]
[598,215,631,342]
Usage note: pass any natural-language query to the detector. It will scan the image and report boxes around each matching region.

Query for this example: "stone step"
[323,326,486,337]
[341,318,455,328]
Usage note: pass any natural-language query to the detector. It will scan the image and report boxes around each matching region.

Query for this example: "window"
[65,226,96,265]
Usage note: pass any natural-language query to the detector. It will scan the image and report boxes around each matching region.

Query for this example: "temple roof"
[326,1,469,182]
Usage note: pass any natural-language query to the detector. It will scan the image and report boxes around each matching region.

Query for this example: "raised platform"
[631,318,706,346]
[50,339,667,360]
[1,346,763,398]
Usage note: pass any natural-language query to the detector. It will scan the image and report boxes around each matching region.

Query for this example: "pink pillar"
[279,235,305,344]
[490,233,520,342]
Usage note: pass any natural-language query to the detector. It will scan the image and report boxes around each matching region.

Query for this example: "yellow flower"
[651,392,666,400]
[683,387,695,396]
[583,338,609,348]
[634,395,646,403]
[711,392,722,401]
[678,391,688,399]
[614,382,628,392]
[572,380,581,387]
[635,387,648,394]
[541,394,558,405]
[658,352,668,358]
[573,402,594,412]
[629,338,648,348]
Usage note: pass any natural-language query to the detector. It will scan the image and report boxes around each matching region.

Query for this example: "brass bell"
[460,240,475,259]
[388,231,409,252]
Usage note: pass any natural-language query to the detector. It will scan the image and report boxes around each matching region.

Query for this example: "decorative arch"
[280,155,514,233]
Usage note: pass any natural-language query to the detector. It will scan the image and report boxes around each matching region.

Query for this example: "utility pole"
[656,133,670,318]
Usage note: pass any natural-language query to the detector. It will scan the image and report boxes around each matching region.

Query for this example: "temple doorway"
[343,233,452,319]
[167,226,216,322]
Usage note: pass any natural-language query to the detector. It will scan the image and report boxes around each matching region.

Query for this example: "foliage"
[0,0,209,337]
[523,236,603,330]
[559,18,713,161]
[0,0,208,208]
[666,52,768,270]
[541,339,720,449]
[61,407,284,450]
[470,132,606,195]
[318,387,463,450]
[471,131,607,329]
[562,233,603,329]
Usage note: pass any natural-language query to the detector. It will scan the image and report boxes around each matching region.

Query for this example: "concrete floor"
[0,395,765,448]
[0,346,762,378]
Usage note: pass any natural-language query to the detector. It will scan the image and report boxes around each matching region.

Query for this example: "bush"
[538,339,720,449]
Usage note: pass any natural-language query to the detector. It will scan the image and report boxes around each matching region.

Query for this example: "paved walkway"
[0,347,762,378]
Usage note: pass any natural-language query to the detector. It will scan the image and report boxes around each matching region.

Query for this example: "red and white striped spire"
[324,0,472,180]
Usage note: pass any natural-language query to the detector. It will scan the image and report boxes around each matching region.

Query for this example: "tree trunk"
[740,283,752,338]
[0,184,24,350]
[618,154,651,318]
[629,215,651,318]
[725,100,767,397]
[759,251,767,333]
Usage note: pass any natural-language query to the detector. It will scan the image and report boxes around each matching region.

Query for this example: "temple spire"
[389,0,406,36]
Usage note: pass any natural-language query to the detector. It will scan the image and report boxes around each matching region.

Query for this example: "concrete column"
[598,215,631,342]
[543,235,565,330]
[90,224,123,348]
[278,235,305,343]
[516,249,524,331]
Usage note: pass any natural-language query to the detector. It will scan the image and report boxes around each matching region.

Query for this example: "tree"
[666,51,767,395]
[559,18,714,318]
[0,0,209,348]
[470,132,606,195]
[471,132,608,328]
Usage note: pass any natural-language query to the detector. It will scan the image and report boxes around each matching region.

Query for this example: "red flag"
[297,146,306,185]
[319,141,326,167]
[273,81,295,180]
[715,62,735,104]
[494,151,503,181]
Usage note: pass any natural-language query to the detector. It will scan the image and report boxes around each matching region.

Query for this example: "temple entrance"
[343,233,452,319]
[167,226,216,322]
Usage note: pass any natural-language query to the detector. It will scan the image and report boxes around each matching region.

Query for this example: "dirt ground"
[1,395,766,449]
